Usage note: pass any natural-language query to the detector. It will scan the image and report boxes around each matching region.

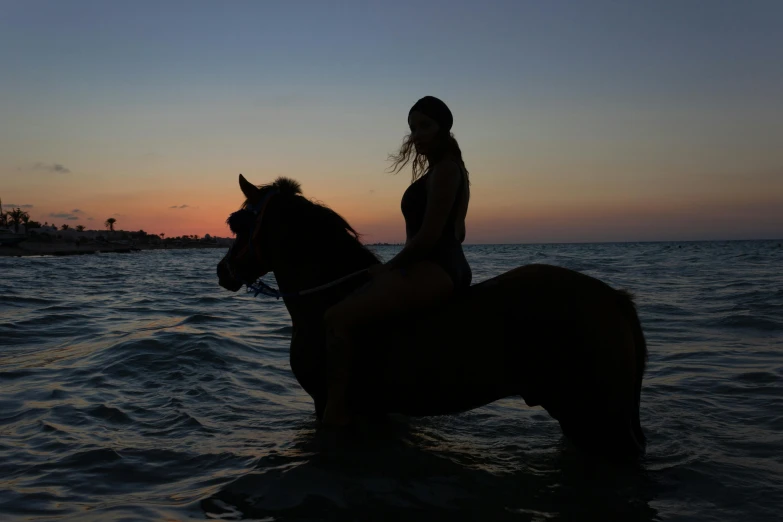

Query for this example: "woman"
[322,95,472,426]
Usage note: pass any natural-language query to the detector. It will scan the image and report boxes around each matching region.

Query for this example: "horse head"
[217,173,379,298]
[216,174,299,292]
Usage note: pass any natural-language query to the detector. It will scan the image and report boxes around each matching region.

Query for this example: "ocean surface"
[1,241,782,521]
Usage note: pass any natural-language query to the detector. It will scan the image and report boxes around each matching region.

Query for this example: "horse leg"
[515,292,645,461]
[289,327,330,424]
[618,290,649,449]
[556,298,646,461]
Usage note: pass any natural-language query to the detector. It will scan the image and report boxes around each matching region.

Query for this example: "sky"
[1,0,782,243]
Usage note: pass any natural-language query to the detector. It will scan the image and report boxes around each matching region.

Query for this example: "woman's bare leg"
[321,262,453,427]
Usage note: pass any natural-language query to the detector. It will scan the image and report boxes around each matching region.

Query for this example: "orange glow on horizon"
[6,185,783,243]
[4,163,782,243]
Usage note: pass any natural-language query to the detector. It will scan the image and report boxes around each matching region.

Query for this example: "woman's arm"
[385,160,462,271]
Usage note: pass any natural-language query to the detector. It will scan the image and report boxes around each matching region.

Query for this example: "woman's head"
[409,95,453,155]
[388,96,469,182]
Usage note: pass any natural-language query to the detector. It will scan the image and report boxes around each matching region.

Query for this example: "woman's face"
[408,111,440,155]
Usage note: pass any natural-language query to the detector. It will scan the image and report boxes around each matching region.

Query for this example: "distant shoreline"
[0,241,228,257]
[2,238,780,258]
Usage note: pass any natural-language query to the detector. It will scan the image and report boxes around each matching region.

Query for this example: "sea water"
[1,241,781,521]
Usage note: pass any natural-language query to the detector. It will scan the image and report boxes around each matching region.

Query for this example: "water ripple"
[1,242,781,521]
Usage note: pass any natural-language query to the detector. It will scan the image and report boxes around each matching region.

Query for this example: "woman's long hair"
[387,132,470,184]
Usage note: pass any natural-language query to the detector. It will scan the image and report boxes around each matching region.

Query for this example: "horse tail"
[616,289,648,450]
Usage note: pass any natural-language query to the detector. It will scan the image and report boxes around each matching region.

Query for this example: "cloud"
[112,213,124,217]
[169,204,190,209]
[3,203,34,208]
[33,162,71,173]
[50,210,85,221]
[87,217,95,221]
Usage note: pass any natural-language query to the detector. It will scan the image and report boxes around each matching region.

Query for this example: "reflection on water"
[204,417,657,522]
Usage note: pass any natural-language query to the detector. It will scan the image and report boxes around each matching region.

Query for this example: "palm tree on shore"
[8,208,30,234]
[105,218,116,233]
[76,225,85,232]
[61,224,70,231]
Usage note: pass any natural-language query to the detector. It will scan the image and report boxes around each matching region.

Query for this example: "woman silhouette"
[323,96,472,426]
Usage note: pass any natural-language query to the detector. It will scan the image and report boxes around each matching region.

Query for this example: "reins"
[244,268,370,300]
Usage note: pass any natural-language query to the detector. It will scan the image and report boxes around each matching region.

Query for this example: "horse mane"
[239,176,303,210]
[240,176,380,264]
[269,177,303,197]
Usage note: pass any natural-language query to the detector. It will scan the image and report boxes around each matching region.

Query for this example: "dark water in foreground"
[1,241,782,521]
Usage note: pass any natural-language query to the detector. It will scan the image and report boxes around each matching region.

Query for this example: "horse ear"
[239,173,259,201]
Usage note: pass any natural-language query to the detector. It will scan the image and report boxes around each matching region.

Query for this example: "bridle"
[227,189,369,300]
[224,189,277,292]
[247,188,279,268]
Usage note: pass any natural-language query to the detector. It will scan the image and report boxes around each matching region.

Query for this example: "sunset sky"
[1,1,781,243]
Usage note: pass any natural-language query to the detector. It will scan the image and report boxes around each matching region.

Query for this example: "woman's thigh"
[324,260,454,330]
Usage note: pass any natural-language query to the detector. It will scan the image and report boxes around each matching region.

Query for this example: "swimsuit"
[399,166,472,289]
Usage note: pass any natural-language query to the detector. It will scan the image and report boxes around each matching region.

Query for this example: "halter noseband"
[225,189,278,288]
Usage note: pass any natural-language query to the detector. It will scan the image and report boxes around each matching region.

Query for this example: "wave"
[709,314,782,332]
[2,243,783,522]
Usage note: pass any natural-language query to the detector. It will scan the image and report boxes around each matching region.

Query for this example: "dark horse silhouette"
[217,174,648,460]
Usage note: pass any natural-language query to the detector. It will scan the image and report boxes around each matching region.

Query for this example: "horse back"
[349,264,642,423]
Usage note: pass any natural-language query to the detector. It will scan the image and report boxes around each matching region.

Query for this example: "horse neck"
[272,239,377,323]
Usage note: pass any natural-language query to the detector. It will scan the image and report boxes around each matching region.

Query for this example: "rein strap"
[245,268,370,300]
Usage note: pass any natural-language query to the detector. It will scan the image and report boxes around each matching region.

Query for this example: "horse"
[217,174,648,460]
